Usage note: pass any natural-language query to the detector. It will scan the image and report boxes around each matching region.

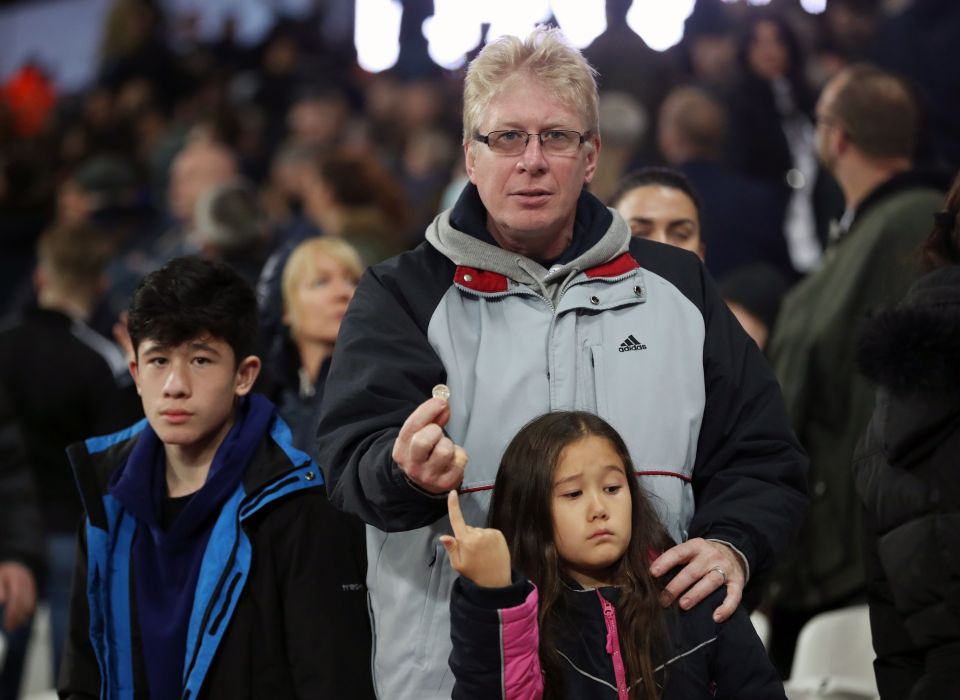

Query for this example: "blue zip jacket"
[58,399,375,700]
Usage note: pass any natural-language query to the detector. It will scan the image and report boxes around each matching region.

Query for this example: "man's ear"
[582,133,602,183]
[832,125,850,158]
[128,358,142,396]
[234,355,262,396]
[464,141,478,185]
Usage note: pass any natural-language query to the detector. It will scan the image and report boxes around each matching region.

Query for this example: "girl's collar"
[560,575,620,593]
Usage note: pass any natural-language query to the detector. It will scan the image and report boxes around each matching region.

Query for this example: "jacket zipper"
[598,590,629,700]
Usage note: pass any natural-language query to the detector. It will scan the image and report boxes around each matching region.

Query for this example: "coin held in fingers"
[432,383,450,401]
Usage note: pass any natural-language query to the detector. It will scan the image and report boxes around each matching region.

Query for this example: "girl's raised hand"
[440,490,511,588]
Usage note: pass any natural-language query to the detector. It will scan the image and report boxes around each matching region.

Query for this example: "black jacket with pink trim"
[450,575,786,699]
[315,187,808,699]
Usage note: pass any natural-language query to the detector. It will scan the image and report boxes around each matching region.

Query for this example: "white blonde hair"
[281,237,364,330]
[462,27,600,146]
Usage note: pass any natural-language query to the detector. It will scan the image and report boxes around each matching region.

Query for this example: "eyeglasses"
[474,130,589,157]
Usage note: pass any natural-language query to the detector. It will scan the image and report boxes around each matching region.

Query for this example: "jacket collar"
[427,184,631,302]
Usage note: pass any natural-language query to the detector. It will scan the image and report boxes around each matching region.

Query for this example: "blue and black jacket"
[58,405,375,700]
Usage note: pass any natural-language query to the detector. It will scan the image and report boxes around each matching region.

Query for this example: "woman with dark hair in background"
[728,11,841,273]
[853,171,960,699]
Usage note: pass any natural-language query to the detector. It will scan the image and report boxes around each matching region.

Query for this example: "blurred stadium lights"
[800,0,827,12]
[355,0,403,72]
[361,0,830,73]
[626,0,696,52]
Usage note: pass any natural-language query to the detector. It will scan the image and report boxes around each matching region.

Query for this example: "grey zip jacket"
[316,188,808,699]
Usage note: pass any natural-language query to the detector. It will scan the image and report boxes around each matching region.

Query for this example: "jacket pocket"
[590,344,609,416]
[414,544,447,669]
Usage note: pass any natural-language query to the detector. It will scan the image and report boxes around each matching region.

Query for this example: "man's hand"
[650,538,745,622]
[440,491,511,588]
[392,397,468,494]
[0,561,37,632]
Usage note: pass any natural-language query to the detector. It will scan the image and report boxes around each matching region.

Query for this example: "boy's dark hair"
[128,256,257,362]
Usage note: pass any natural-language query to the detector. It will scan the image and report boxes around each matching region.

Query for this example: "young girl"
[441,411,785,700]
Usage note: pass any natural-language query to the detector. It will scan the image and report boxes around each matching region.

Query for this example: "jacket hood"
[858,266,960,468]
[857,266,960,395]
[425,186,630,304]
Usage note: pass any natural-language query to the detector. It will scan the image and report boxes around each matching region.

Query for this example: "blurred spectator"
[658,84,794,280]
[99,136,240,317]
[1,62,56,139]
[155,136,239,258]
[589,92,647,204]
[872,0,960,172]
[285,88,350,151]
[260,141,323,249]
[718,263,792,351]
[808,0,878,85]
[55,154,159,338]
[98,0,189,111]
[400,127,458,244]
[254,147,408,380]
[193,180,270,287]
[300,149,409,265]
[0,146,55,317]
[728,10,841,272]
[0,384,44,700]
[261,237,362,455]
[583,0,679,161]
[682,0,740,92]
[610,167,704,260]
[853,172,960,700]
[0,222,142,679]
[766,63,946,675]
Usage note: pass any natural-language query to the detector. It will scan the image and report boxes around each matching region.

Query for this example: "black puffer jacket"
[853,265,960,700]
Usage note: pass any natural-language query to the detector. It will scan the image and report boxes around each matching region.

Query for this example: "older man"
[317,28,807,698]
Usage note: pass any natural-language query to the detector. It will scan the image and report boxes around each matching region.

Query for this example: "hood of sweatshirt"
[425,183,631,304]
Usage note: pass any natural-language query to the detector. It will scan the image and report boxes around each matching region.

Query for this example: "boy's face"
[130,336,260,453]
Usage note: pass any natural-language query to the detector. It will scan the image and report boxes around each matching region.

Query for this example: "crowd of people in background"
[1,0,960,698]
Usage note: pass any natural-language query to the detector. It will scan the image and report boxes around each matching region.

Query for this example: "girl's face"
[286,251,358,346]
[551,435,633,588]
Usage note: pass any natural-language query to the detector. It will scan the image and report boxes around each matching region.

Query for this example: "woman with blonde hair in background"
[261,236,363,453]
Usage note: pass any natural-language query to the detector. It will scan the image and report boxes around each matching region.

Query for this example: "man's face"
[464,79,600,258]
[130,336,259,456]
[615,184,704,260]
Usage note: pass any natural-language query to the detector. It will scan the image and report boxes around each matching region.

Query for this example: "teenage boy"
[58,256,374,699]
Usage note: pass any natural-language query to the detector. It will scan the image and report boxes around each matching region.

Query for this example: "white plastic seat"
[19,603,54,698]
[783,605,879,700]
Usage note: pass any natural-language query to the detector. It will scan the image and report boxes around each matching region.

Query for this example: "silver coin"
[432,384,450,401]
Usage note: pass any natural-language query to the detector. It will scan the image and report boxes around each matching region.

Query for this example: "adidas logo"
[619,335,647,352]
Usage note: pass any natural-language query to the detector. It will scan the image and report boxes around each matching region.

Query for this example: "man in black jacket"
[0,383,45,699]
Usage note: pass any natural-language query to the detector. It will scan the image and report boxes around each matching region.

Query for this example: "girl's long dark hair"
[488,411,675,700]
